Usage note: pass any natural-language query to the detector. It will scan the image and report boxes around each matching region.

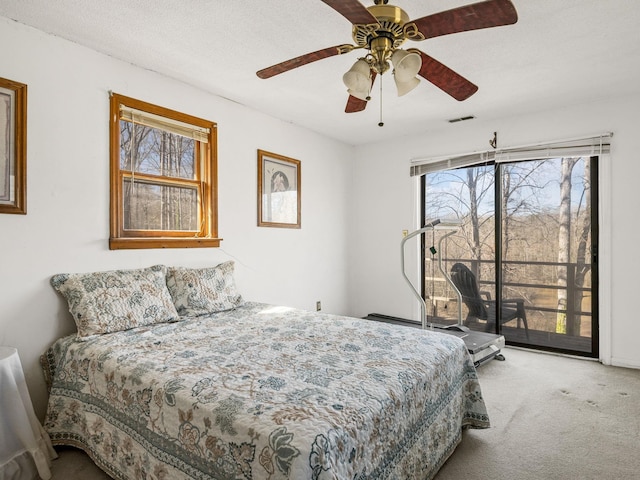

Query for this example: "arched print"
[271,171,290,193]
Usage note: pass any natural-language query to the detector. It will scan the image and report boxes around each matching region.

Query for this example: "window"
[109,93,220,249]
[413,133,610,357]
[421,157,599,357]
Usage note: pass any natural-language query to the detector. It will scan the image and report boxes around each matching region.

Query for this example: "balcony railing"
[425,258,595,353]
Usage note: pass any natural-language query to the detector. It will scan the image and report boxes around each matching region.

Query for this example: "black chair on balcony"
[450,262,529,340]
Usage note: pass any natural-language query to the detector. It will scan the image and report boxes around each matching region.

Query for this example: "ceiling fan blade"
[345,71,377,113]
[409,49,478,101]
[345,95,368,113]
[257,44,355,79]
[321,0,379,26]
[405,0,517,41]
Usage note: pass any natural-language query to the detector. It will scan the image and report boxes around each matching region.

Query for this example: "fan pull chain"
[378,73,384,127]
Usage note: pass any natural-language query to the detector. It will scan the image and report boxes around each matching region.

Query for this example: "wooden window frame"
[0,77,27,215]
[109,93,221,249]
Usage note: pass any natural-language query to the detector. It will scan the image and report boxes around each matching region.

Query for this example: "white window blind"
[119,105,210,143]
[410,133,612,177]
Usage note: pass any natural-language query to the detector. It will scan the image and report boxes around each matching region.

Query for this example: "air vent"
[448,115,476,123]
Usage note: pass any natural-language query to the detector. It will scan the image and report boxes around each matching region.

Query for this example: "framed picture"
[0,77,27,214]
[257,149,301,228]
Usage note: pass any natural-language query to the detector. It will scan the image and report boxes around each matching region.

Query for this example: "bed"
[43,263,489,480]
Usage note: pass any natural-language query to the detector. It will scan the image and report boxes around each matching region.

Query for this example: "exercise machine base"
[436,325,506,367]
[365,313,505,367]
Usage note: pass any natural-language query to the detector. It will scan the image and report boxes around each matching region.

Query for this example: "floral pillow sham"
[166,261,244,317]
[51,265,179,339]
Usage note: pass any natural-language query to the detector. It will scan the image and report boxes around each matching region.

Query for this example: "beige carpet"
[49,347,640,479]
[436,347,640,480]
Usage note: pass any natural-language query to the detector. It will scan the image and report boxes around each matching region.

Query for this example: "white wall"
[3,14,640,425]
[0,18,353,419]
[349,93,640,370]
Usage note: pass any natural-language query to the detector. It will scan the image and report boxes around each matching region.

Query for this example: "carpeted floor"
[436,347,640,480]
[49,347,640,479]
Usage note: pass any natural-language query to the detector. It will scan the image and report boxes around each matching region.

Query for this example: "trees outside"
[423,157,593,343]
[556,158,592,335]
[120,121,198,231]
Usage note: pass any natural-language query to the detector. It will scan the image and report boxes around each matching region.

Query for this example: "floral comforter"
[42,302,489,480]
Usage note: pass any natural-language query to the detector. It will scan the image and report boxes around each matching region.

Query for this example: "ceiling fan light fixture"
[343,59,372,94]
[257,0,518,114]
[369,36,393,74]
[391,49,421,82]
[395,75,420,96]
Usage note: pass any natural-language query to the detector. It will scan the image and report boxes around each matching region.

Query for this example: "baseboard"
[610,357,640,370]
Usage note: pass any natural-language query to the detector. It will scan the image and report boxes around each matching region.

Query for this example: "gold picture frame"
[0,77,27,214]
[257,149,301,228]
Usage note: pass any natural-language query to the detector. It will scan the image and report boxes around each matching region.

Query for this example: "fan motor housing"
[352,4,410,50]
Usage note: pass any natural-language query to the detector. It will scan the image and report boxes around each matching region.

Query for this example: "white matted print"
[257,150,300,228]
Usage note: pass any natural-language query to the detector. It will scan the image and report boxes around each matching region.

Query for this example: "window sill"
[109,237,222,250]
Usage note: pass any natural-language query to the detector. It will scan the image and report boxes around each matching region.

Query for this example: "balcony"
[425,259,596,356]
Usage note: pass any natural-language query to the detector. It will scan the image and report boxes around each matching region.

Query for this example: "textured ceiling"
[2,0,639,146]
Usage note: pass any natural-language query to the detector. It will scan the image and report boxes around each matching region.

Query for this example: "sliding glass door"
[422,156,598,357]
[420,163,496,331]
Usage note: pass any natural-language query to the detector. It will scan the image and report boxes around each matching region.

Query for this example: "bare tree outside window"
[120,123,197,231]
[423,156,595,353]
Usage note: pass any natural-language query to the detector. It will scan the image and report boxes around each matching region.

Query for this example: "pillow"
[166,261,244,317]
[51,265,179,339]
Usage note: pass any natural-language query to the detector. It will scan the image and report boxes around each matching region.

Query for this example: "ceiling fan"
[257,0,518,114]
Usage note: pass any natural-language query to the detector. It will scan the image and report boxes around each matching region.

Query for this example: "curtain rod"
[410,132,613,165]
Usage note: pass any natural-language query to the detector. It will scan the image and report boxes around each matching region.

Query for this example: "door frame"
[420,156,603,358]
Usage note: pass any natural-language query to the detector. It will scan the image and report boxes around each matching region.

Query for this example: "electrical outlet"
[316,301,322,311]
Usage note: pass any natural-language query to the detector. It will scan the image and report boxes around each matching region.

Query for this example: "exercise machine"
[399,219,505,367]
